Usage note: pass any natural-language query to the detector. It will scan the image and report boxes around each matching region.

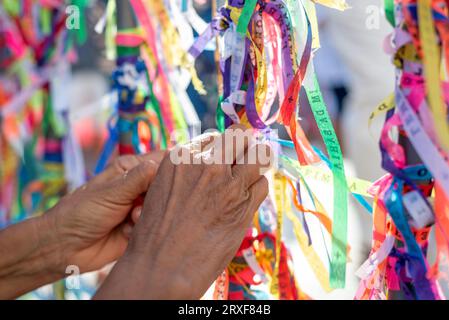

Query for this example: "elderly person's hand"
[95,125,272,299]
[0,151,164,299]
[47,151,166,273]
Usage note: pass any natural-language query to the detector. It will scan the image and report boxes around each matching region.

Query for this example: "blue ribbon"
[384,167,436,300]
[94,115,119,174]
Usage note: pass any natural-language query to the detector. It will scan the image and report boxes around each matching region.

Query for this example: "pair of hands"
[44,125,271,299]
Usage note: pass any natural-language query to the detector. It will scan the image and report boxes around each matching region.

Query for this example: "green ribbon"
[3,0,20,15]
[170,93,189,144]
[285,0,300,28]
[147,82,168,149]
[384,0,395,27]
[40,7,52,35]
[116,42,140,57]
[105,0,117,60]
[216,95,225,133]
[236,0,258,36]
[70,0,89,45]
[41,91,66,138]
[305,74,348,289]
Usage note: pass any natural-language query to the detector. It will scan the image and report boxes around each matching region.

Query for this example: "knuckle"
[220,186,241,208]
[231,176,249,202]
[227,180,245,201]
[203,163,227,177]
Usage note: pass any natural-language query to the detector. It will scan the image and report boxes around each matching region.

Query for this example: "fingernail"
[133,206,142,222]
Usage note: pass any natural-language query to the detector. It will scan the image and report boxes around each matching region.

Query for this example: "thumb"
[114,160,159,202]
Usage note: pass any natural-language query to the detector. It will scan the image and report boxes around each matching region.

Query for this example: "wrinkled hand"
[45,151,165,275]
[95,125,271,299]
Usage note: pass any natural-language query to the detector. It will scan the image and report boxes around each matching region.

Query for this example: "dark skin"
[0,125,270,299]
[0,150,165,299]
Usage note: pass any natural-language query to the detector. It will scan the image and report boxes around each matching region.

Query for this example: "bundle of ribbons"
[95,0,203,171]
[0,0,88,228]
[356,0,449,300]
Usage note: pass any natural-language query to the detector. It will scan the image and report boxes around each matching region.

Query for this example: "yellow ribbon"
[368,93,395,131]
[418,0,449,150]
[270,172,286,298]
